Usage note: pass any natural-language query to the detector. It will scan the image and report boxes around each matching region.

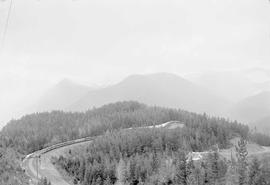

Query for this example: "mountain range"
[69,73,229,116]
[229,91,270,133]
[230,91,270,123]
[29,73,229,116]
[28,79,92,112]
[6,72,270,133]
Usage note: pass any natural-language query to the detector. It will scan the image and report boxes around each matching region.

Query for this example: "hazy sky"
[0,0,270,125]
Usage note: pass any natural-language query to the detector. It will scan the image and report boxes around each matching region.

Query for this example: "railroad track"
[21,121,183,184]
[22,136,94,185]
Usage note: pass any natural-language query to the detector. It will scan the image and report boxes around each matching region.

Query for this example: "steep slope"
[70,73,229,116]
[30,79,92,112]
[230,91,270,124]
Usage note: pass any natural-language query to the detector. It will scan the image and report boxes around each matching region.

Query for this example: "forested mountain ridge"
[1,101,248,155]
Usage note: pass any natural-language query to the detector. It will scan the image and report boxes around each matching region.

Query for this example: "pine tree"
[207,151,219,185]
[175,151,188,185]
[186,159,196,185]
[225,163,238,185]
[95,176,103,185]
[38,178,51,185]
[225,149,238,185]
[187,159,195,177]
[187,170,197,185]
[116,158,128,185]
[248,158,263,185]
[205,147,227,185]
[151,150,159,173]
[235,137,248,185]
[104,176,112,185]
[193,165,205,185]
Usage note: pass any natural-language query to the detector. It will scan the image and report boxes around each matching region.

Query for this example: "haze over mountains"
[230,91,270,123]
[187,68,270,102]
[187,69,270,133]
[189,68,270,132]
[229,91,270,133]
[2,70,270,132]
[29,79,92,112]
[187,71,256,102]
[70,73,229,116]
[1,0,270,131]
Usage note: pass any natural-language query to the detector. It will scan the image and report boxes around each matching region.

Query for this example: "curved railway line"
[22,136,95,185]
[21,121,184,185]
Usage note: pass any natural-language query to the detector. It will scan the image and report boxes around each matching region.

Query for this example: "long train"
[23,136,94,165]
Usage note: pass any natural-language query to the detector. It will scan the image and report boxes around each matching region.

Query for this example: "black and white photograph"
[0,0,270,184]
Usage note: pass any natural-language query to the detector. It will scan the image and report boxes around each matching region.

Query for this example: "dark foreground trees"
[248,157,267,185]
[56,128,270,185]
[38,178,51,185]
[0,147,28,185]
[236,138,248,185]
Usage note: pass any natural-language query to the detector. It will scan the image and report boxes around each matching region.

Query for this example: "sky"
[0,0,270,125]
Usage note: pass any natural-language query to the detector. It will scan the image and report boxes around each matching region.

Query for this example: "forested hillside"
[1,101,270,185]
[1,101,249,154]
[0,140,28,185]
[56,128,270,185]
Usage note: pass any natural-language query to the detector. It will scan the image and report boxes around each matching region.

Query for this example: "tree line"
[1,101,250,154]
[0,101,270,185]
[56,129,270,185]
[0,143,29,185]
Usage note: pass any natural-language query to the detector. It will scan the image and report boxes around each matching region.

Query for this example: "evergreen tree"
[38,178,51,185]
[95,177,102,185]
[187,159,195,177]
[205,148,227,185]
[186,160,196,185]
[193,165,205,185]
[175,151,188,185]
[207,151,219,185]
[248,158,264,185]
[225,163,238,185]
[104,176,112,185]
[187,170,197,185]
[235,137,248,185]
[151,150,159,173]
[225,150,238,185]
[116,158,128,185]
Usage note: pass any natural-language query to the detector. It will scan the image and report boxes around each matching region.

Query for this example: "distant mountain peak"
[28,79,92,113]
[70,72,228,116]
[124,73,185,80]
[230,90,270,124]
[55,78,81,88]
[58,78,73,85]
[120,73,190,85]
